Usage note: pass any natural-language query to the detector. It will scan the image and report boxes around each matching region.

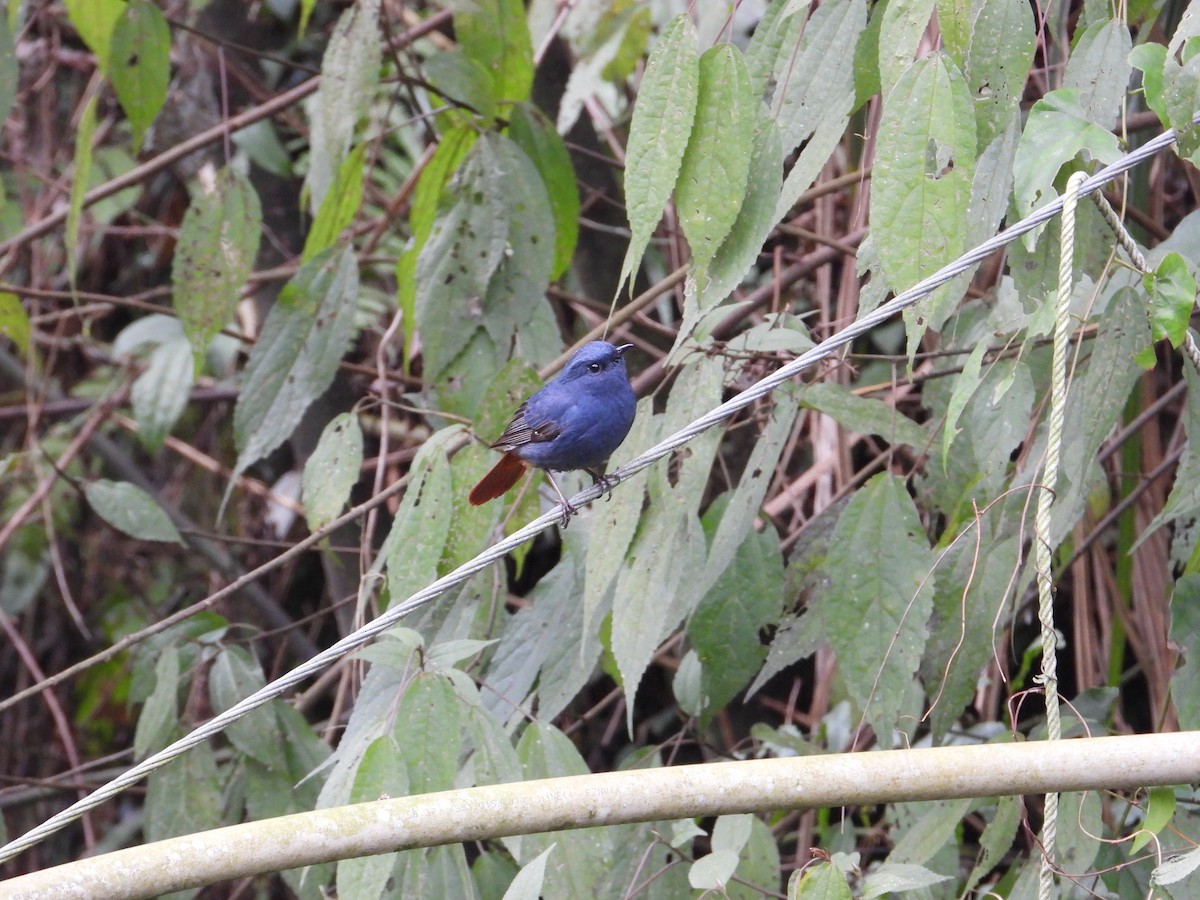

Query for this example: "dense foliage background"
[2,0,1200,896]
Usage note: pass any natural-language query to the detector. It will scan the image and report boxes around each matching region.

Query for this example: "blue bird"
[469,341,637,526]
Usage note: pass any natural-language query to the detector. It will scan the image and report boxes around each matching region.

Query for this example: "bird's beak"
[615,343,633,356]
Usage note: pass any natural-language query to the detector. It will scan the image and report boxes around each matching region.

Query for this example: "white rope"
[1033,170,1086,898]
[0,120,1193,866]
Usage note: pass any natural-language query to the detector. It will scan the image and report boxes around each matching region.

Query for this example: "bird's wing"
[490,402,562,450]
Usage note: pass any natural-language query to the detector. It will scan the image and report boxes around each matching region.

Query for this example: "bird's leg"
[543,471,578,528]
[585,467,620,501]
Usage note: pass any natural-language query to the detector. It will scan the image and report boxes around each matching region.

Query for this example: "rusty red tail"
[468,451,528,505]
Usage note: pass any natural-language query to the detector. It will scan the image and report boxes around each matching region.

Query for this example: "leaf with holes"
[109,0,171,151]
[871,53,975,343]
[173,167,262,367]
[65,0,124,72]
[508,104,579,279]
[1145,251,1197,348]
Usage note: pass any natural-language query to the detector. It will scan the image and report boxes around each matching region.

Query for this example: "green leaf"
[689,849,739,890]
[474,851,520,900]
[936,0,970,66]
[790,860,853,899]
[871,53,976,339]
[1166,55,1200,172]
[922,537,1019,741]
[890,797,974,864]
[516,723,613,897]
[454,0,533,108]
[802,382,927,448]
[109,0,171,151]
[1062,18,1133,127]
[964,0,1036,148]
[1144,251,1196,347]
[744,0,798,98]
[231,119,292,178]
[302,412,364,532]
[302,143,365,262]
[133,645,179,759]
[688,527,784,726]
[508,104,580,280]
[613,511,707,729]
[618,14,699,295]
[172,167,262,367]
[209,646,285,771]
[130,334,195,453]
[0,291,30,357]
[555,14,630,134]
[84,479,184,545]
[940,339,987,464]
[1153,845,1200,887]
[424,49,497,123]
[338,736,408,898]
[852,0,885,107]
[306,0,381,211]
[602,7,652,84]
[583,396,655,645]
[398,126,476,372]
[1056,792,1103,878]
[823,473,934,747]
[1131,43,1169,125]
[501,845,555,900]
[1053,293,1148,545]
[693,109,783,316]
[729,816,781,900]
[774,69,856,222]
[482,553,580,721]
[87,146,142,225]
[1131,786,1177,855]
[298,0,317,36]
[1012,88,1123,220]
[413,138,511,380]
[862,863,952,898]
[395,672,461,795]
[1169,573,1200,730]
[64,0,124,72]
[479,137,556,354]
[144,743,224,843]
[1161,15,1200,158]
[66,92,98,288]
[770,0,867,154]
[0,17,16,129]
[676,43,756,283]
[697,392,799,594]
[963,794,1022,895]
[461,693,522,789]
[232,246,359,481]
[877,0,935,94]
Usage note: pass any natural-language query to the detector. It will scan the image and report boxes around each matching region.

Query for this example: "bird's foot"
[557,500,579,529]
[587,469,621,502]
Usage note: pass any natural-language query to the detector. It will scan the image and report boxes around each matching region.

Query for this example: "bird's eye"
[588,362,602,373]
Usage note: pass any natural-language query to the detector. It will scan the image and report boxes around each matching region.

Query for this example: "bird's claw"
[589,471,621,502]
[557,501,578,529]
